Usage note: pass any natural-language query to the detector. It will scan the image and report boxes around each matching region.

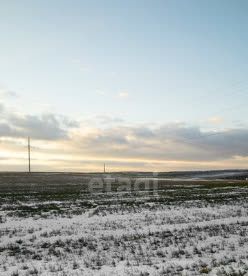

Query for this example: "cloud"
[118,91,129,98]
[0,123,16,137]
[96,89,106,96]
[8,114,69,140]
[2,98,248,171]
[0,87,18,99]
[64,123,248,163]
[92,115,125,126]
[207,116,223,124]
[0,102,78,140]
[2,99,248,163]
[72,59,91,73]
[0,103,5,113]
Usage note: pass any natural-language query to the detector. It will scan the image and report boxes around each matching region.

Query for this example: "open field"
[1,173,248,275]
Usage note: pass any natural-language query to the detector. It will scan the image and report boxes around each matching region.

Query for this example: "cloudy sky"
[1,0,248,172]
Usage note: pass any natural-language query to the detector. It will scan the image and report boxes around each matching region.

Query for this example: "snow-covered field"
[0,173,248,275]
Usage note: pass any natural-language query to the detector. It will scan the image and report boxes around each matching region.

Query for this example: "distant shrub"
[200,267,211,274]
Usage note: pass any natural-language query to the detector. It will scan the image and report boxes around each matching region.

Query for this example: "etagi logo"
[87,172,159,194]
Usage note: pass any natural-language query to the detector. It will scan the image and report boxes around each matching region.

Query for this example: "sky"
[1,0,248,172]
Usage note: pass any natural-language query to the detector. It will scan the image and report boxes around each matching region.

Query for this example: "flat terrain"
[1,173,248,275]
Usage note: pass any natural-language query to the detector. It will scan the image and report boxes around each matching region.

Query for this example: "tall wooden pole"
[28,137,31,173]
[104,163,106,173]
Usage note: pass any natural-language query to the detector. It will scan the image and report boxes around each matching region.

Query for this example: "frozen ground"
[0,173,248,275]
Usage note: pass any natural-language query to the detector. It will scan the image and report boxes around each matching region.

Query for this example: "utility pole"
[104,163,106,173]
[28,137,31,173]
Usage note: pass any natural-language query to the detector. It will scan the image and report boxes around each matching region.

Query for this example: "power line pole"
[28,137,31,173]
[104,163,106,173]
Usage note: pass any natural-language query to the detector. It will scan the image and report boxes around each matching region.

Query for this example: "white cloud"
[2,100,248,163]
[96,89,106,96]
[2,98,248,170]
[72,59,91,73]
[0,87,18,99]
[118,91,129,98]
[0,102,78,140]
[207,116,223,124]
